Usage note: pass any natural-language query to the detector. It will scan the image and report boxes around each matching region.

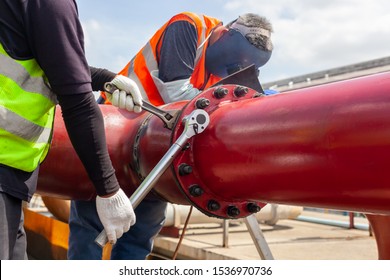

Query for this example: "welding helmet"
[205,25,272,77]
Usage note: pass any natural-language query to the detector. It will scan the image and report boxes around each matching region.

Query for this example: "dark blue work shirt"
[158,21,198,83]
[0,0,118,201]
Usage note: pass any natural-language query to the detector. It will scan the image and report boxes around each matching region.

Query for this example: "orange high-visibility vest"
[103,12,222,105]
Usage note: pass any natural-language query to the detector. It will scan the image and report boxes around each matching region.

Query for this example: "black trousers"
[0,192,28,260]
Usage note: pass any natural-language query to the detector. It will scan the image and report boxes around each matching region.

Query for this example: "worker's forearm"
[57,92,119,196]
[90,66,117,91]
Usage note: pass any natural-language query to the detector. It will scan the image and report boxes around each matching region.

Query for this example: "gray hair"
[226,13,274,51]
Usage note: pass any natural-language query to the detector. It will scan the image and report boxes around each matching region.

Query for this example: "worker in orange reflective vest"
[69,12,274,260]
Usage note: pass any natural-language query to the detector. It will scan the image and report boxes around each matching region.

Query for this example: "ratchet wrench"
[94,109,210,247]
[104,82,180,130]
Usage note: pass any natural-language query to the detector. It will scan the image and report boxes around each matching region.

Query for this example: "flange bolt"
[227,206,241,217]
[213,87,229,99]
[233,86,249,97]
[207,200,221,211]
[189,185,204,197]
[247,202,262,213]
[195,98,210,109]
[179,164,193,176]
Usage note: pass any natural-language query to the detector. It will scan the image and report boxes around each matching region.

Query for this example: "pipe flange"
[172,85,266,219]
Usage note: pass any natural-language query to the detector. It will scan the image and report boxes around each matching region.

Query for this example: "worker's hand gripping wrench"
[104,82,180,130]
[95,108,210,247]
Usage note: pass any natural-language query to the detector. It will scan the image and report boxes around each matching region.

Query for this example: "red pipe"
[36,72,390,259]
[37,102,181,200]
[38,72,390,217]
[169,72,390,217]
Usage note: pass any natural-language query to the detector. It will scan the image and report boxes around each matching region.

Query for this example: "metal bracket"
[244,214,274,260]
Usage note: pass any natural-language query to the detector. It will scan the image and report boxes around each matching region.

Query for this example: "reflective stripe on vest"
[116,12,222,105]
[0,43,56,172]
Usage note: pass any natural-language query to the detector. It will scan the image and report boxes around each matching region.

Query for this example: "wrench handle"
[94,109,209,247]
[95,137,188,247]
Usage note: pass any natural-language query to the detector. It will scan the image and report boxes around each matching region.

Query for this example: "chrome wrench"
[104,82,180,130]
[95,109,210,247]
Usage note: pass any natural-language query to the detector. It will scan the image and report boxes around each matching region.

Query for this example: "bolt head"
[189,185,204,197]
[227,206,240,217]
[247,203,261,213]
[207,200,221,211]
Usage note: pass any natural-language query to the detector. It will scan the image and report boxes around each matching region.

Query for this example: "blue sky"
[77,0,390,84]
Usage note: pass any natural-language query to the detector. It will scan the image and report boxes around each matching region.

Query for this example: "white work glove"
[108,75,143,113]
[96,188,136,244]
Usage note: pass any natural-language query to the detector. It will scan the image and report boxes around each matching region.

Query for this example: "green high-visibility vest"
[0,43,57,172]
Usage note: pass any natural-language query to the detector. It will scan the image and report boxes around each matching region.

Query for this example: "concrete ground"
[152,210,377,260]
[24,197,378,260]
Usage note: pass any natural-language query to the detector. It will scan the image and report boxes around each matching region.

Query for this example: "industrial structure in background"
[264,56,390,92]
[26,56,390,260]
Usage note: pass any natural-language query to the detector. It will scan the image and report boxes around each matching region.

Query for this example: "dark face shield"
[205,28,272,78]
